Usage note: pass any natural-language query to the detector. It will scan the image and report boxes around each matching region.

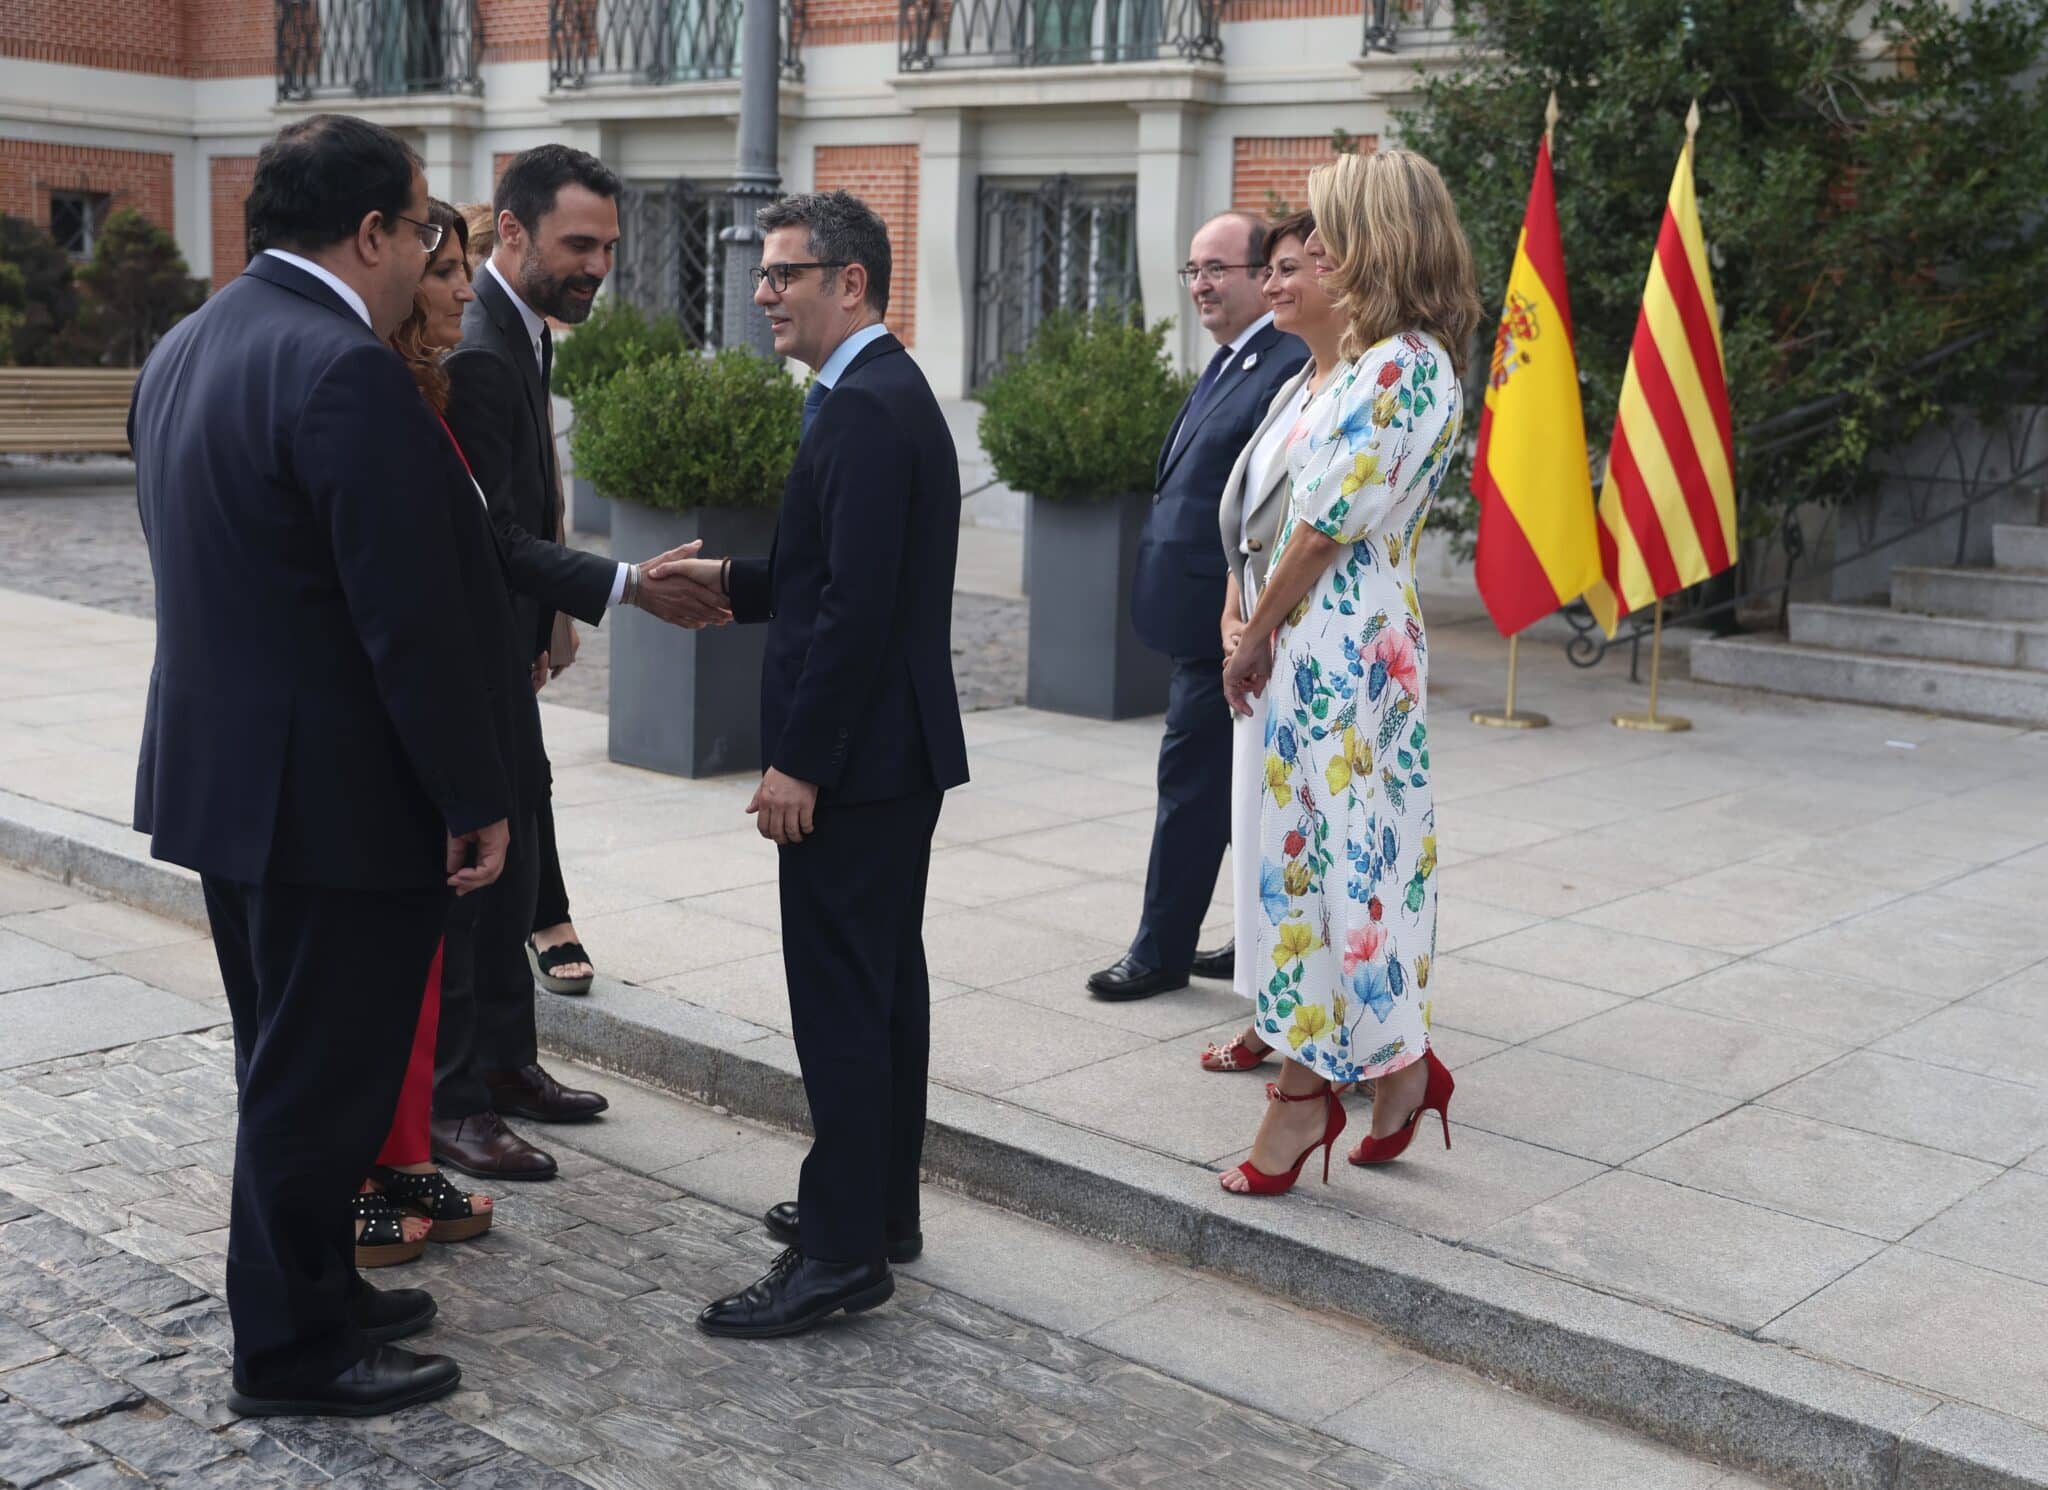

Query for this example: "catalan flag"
[1584,104,1736,637]
[1471,126,1600,636]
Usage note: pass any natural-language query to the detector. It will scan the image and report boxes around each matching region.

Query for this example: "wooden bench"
[0,368,139,455]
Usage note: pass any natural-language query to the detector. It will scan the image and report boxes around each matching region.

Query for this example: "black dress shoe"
[485,1063,610,1123]
[352,1283,435,1345]
[697,1248,894,1339]
[1086,955,1189,1002]
[228,1345,459,1419]
[431,1111,557,1182]
[764,1201,922,1264]
[1190,940,1235,980]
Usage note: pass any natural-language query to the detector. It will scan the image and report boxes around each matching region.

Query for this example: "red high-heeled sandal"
[1220,1081,1348,1197]
[1348,1048,1453,1166]
[1199,1029,1272,1073]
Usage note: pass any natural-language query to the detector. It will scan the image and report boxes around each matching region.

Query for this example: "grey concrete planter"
[607,497,778,778]
[1025,490,1169,719]
[570,474,611,537]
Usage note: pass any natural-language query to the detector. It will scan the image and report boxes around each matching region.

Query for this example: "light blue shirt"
[816,321,891,389]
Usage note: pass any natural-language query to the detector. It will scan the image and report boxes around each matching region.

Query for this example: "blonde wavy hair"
[460,201,496,272]
[1307,149,1482,376]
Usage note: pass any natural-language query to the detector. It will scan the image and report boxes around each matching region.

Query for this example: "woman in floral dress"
[1218,149,1481,1196]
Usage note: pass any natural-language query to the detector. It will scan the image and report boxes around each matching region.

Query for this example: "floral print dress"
[1249,331,1462,1086]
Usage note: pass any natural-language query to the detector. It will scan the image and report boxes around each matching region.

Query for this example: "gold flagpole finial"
[1685,98,1701,140]
[1544,89,1561,147]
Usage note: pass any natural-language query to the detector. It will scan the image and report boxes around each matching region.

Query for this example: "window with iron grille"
[49,192,111,261]
[972,176,1139,389]
[610,178,724,348]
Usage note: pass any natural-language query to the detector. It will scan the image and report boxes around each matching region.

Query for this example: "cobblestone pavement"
[0,1029,1466,1490]
[0,486,1026,717]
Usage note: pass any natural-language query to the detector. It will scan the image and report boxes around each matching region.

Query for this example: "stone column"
[913,108,979,400]
[719,0,784,355]
[420,125,478,209]
[1132,102,1203,371]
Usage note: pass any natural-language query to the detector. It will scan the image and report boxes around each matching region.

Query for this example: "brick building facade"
[812,145,918,346]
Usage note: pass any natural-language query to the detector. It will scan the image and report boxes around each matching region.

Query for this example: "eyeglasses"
[1177,261,1260,286]
[750,261,849,293]
[392,214,446,253]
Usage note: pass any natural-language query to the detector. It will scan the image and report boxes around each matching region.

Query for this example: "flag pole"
[1471,88,1564,734]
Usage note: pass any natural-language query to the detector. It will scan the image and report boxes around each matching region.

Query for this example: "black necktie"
[1172,342,1237,455]
[801,379,829,440]
[539,325,554,394]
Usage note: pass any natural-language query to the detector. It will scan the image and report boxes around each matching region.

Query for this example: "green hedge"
[569,347,801,513]
[551,297,694,408]
[977,310,1193,502]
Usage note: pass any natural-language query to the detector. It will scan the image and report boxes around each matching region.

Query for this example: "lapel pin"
[1243,353,1259,371]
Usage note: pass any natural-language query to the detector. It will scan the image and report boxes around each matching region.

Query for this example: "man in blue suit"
[663,192,969,1339]
[131,115,507,1417]
[1090,212,1307,1001]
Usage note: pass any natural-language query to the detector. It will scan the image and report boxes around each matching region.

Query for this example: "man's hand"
[1221,614,1247,659]
[549,612,580,676]
[446,818,511,895]
[531,651,550,694]
[632,540,730,628]
[746,767,818,846]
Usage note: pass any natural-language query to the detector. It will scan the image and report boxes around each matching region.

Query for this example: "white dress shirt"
[484,260,630,607]
[262,249,372,329]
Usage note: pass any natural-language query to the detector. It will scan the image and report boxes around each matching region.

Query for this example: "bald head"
[1186,211,1269,345]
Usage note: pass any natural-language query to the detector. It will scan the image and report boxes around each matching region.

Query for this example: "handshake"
[623,540,734,629]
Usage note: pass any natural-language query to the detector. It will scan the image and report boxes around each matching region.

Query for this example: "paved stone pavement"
[5,500,2048,1451]
[0,885,1783,1490]
[0,486,1027,718]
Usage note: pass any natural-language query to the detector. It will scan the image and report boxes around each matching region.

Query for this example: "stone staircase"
[1690,497,2048,726]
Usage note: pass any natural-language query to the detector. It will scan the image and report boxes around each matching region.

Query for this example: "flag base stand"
[1470,634,1550,729]
[1610,598,1691,733]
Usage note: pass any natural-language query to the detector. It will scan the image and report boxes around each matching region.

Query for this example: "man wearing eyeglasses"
[1088,212,1307,1003]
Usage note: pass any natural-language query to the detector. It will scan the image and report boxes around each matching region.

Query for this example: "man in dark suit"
[131,115,506,1417]
[666,191,968,1339]
[436,145,725,1183]
[1089,212,1308,1002]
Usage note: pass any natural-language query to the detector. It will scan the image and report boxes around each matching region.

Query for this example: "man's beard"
[518,242,605,325]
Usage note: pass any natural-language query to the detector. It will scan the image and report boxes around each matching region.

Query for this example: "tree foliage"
[0,216,80,367]
[69,210,205,368]
[569,347,801,512]
[977,310,1194,501]
[1399,0,2048,552]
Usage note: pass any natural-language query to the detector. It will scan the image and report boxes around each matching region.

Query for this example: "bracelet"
[720,557,732,597]
[626,563,641,607]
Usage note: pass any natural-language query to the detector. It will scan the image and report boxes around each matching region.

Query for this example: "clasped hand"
[631,540,731,628]
[1222,630,1275,718]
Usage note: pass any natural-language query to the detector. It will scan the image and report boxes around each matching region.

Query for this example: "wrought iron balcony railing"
[550,0,804,89]
[900,0,1221,71]
[277,0,482,102]
[1362,0,1448,53]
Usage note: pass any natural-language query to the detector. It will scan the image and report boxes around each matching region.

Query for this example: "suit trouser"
[784,790,944,1264]
[201,875,445,1395]
[434,808,540,1119]
[1130,653,1233,973]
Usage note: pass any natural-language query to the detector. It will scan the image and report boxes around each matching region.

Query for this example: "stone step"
[1993,522,2048,572]
[1788,601,2048,670]
[1690,633,2048,725]
[1892,563,2048,620]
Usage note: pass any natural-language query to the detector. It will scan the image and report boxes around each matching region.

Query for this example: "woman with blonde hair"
[1217,148,1480,1195]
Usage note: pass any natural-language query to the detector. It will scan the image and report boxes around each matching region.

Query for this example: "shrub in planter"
[978,310,1193,718]
[571,348,803,776]
[551,298,697,533]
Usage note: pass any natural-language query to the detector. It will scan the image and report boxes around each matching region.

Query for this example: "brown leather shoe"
[430,1111,557,1182]
[485,1063,610,1124]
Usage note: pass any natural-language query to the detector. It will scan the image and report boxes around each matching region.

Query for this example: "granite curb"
[5,792,2044,1490]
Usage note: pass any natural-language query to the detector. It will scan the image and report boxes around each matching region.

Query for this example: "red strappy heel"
[1348,1048,1453,1166]
[1219,1082,1348,1197]
[1199,1029,1272,1073]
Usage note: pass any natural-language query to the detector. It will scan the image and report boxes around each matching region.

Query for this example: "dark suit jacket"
[727,333,970,804]
[1132,321,1308,659]
[444,269,616,662]
[130,253,508,891]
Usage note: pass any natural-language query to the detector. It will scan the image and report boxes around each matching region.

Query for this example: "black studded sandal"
[352,1190,426,1268]
[526,938,594,996]
[372,1166,493,1244]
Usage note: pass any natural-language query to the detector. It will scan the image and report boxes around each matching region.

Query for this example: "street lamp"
[719,0,784,355]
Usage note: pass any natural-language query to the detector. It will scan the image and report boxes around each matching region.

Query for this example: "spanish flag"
[1584,103,1736,637]
[1471,125,1600,637]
